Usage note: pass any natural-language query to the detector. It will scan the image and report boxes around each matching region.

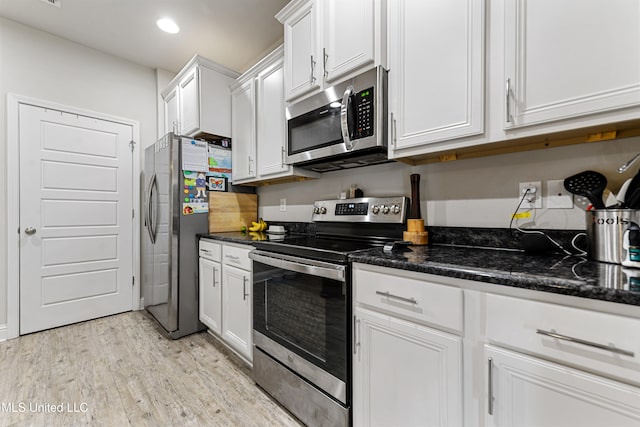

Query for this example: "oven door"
[249,250,349,404]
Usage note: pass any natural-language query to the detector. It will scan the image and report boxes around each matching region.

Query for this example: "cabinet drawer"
[222,244,252,270]
[353,267,463,334]
[486,294,640,385]
[199,239,221,261]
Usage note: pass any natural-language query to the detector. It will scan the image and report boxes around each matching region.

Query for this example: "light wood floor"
[0,311,302,426]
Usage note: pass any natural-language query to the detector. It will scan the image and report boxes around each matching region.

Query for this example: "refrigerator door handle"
[146,173,157,244]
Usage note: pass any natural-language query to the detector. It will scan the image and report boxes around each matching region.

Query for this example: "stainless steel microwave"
[285,66,389,172]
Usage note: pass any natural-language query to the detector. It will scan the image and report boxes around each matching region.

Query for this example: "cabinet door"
[199,258,222,335]
[353,307,462,427]
[231,79,256,182]
[486,345,640,427]
[179,66,200,136]
[504,0,640,128]
[389,0,484,150]
[164,85,180,135]
[324,0,375,83]
[222,264,252,361]
[256,59,289,177]
[283,0,321,101]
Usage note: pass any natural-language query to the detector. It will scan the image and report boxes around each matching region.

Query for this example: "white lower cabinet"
[486,345,640,427]
[353,307,462,427]
[221,263,252,361]
[198,240,252,363]
[199,257,222,335]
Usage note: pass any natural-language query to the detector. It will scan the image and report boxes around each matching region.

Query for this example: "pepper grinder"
[403,174,428,245]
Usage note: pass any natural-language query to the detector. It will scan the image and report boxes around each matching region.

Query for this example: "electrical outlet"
[518,181,542,209]
[546,180,573,209]
[280,198,286,212]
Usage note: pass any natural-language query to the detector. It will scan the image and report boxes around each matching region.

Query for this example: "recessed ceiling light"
[157,18,180,34]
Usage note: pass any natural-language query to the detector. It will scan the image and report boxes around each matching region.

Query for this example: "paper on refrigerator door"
[181,139,209,172]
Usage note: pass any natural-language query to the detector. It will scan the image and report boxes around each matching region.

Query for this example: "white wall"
[0,17,157,327]
[258,135,640,230]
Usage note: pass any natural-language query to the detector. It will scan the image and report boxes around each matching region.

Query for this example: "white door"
[486,345,640,427]
[179,66,200,136]
[222,264,252,361]
[283,0,321,101]
[324,0,375,83]
[19,103,134,334]
[199,257,222,335]
[389,0,484,149]
[353,307,463,427]
[504,0,640,128]
[256,59,289,178]
[231,79,256,182]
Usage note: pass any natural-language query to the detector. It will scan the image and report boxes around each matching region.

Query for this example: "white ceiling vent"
[40,0,61,8]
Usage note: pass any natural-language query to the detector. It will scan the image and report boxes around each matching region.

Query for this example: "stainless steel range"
[249,197,408,426]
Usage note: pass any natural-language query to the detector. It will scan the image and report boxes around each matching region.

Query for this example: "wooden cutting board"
[208,192,258,233]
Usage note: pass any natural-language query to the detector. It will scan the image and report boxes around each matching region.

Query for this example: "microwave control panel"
[353,87,374,140]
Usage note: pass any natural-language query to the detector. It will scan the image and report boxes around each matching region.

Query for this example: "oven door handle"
[249,251,346,282]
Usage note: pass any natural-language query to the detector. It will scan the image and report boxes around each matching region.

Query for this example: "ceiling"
[0,0,289,74]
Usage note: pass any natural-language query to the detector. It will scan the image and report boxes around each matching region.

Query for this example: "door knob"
[24,227,36,235]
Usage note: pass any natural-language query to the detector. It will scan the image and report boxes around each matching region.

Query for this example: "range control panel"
[312,197,409,223]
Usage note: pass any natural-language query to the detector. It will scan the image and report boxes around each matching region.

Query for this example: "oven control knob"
[382,205,390,214]
[371,205,380,214]
[391,204,401,214]
[320,207,327,214]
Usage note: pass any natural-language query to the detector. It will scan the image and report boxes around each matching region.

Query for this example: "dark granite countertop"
[350,245,640,307]
[200,228,640,307]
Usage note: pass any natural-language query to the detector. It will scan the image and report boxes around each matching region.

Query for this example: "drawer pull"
[225,255,240,261]
[375,291,418,305]
[536,329,635,357]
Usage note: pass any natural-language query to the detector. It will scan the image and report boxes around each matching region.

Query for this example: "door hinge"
[132,209,135,219]
[129,140,136,152]
[132,276,135,286]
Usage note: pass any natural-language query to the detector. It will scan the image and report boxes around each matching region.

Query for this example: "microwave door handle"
[341,85,355,151]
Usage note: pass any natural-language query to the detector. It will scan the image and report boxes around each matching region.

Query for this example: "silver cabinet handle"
[310,55,316,83]
[247,156,254,175]
[488,358,494,415]
[281,147,286,167]
[376,291,418,305]
[225,254,240,261]
[212,266,218,287]
[200,249,211,253]
[323,47,328,78]
[391,112,397,149]
[242,276,249,301]
[505,78,512,124]
[536,329,635,357]
[24,227,37,235]
[353,316,361,355]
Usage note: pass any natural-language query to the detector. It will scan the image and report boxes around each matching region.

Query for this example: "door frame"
[6,93,141,339]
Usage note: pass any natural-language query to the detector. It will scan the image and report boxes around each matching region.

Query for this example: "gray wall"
[258,135,640,230]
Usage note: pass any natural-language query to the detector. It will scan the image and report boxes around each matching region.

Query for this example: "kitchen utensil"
[563,170,607,209]
[617,178,633,206]
[618,152,640,173]
[603,188,617,208]
[409,174,422,219]
[623,169,640,209]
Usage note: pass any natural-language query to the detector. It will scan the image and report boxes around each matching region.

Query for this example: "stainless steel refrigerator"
[142,133,210,339]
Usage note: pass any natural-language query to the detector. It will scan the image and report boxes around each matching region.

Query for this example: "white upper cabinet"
[256,60,288,177]
[277,0,384,102]
[388,0,485,156]
[231,79,256,182]
[324,0,375,83]
[231,46,319,186]
[161,55,239,138]
[502,0,640,129]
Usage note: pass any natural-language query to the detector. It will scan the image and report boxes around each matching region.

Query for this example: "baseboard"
[0,324,8,342]
[206,330,253,368]
[139,297,144,309]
